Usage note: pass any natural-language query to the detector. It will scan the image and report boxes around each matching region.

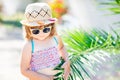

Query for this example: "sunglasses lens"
[43,28,50,33]
[32,30,39,34]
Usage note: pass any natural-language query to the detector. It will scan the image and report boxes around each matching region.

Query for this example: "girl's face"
[30,24,52,40]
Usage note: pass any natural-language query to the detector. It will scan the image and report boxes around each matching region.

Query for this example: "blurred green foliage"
[116,0,120,5]
[0,13,24,28]
[98,0,120,14]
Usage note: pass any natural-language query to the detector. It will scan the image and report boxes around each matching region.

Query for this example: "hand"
[62,61,70,80]
[30,75,54,80]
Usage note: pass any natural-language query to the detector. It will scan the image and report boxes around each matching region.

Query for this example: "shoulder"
[20,41,32,69]
[54,35,64,50]
[22,40,32,53]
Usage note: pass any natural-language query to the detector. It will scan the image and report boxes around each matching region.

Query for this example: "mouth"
[39,36,44,37]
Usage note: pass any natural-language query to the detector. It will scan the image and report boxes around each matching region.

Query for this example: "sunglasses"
[30,27,52,35]
[29,23,54,35]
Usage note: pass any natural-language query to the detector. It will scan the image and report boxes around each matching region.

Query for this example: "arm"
[20,42,53,80]
[57,36,69,61]
[57,36,71,80]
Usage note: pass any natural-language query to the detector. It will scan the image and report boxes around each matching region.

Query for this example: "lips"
[39,36,44,37]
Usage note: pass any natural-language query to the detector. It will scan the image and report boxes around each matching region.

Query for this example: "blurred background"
[0,0,120,80]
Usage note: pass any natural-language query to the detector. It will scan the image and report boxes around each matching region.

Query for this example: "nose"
[39,30,44,35]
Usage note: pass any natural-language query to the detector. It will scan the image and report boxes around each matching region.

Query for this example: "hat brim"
[20,18,57,27]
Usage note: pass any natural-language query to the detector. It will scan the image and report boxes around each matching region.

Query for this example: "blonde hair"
[23,23,57,40]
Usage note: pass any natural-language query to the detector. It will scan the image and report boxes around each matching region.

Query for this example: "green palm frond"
[69,50,110,80]
[62,28,119,54]
[98,0,120,14]
[60,28,120,80]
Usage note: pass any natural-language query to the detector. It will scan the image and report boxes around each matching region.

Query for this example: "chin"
[38,37,46,40]
[40,39,45,40]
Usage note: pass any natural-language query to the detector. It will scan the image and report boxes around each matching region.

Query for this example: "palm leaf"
[98,0,120,14]
[60,28,120,80]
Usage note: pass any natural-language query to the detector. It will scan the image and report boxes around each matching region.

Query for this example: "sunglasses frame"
[29,23,54,35]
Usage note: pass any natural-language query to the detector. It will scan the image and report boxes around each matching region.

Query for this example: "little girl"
[20,3,70,80]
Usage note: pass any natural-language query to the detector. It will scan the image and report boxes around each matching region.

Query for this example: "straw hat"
[20,3,57,27]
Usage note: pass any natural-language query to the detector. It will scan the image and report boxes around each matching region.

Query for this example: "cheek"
[31,34,38,39]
